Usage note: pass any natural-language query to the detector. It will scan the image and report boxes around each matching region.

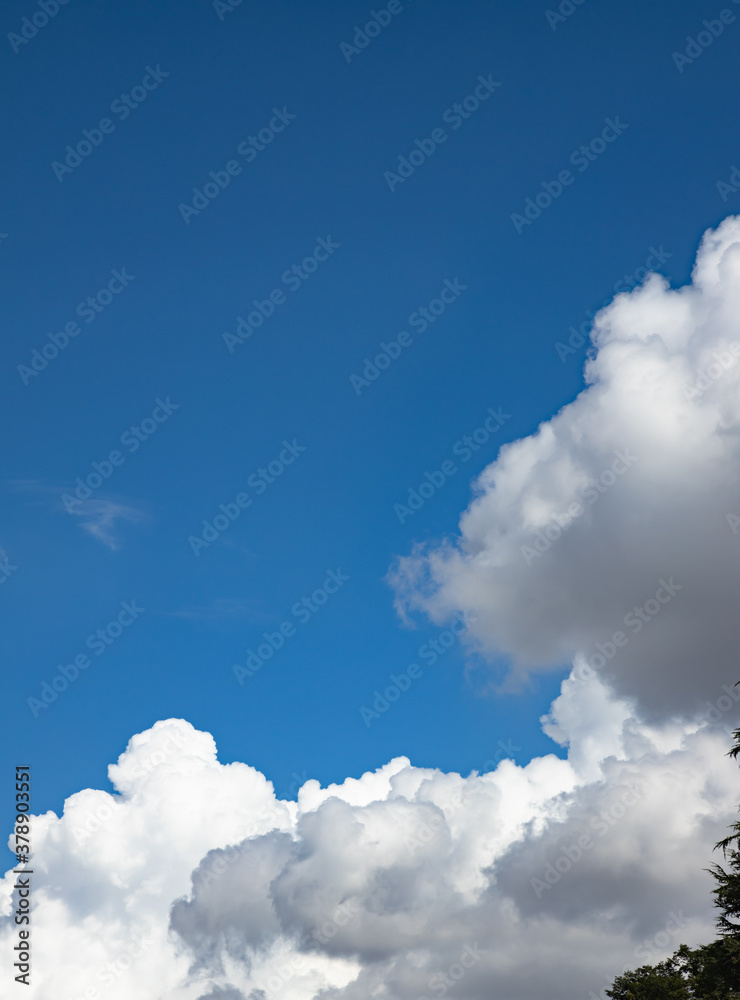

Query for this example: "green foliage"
[605,955,690,999]
[604,929,740,998]
[707,718,740,938]
[681,938,740,998]
[604,712,740,999]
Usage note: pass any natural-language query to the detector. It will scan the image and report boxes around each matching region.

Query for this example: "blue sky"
[2,0,738,830]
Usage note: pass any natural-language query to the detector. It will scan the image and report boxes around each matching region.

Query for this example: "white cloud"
[390,215,740,722]
[2,704,739,1000]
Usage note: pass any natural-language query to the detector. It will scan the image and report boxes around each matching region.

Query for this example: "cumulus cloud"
[5,220,740,1000]
[2,707,739,1000]
[390,215,740,721]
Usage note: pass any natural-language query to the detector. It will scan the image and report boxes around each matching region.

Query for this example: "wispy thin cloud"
[9,480,148,550]
[68,498,148,550]
[168,598,270,625]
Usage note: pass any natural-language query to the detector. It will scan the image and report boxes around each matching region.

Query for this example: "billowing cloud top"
[391,216,740,721]
[2,706,739,1000]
